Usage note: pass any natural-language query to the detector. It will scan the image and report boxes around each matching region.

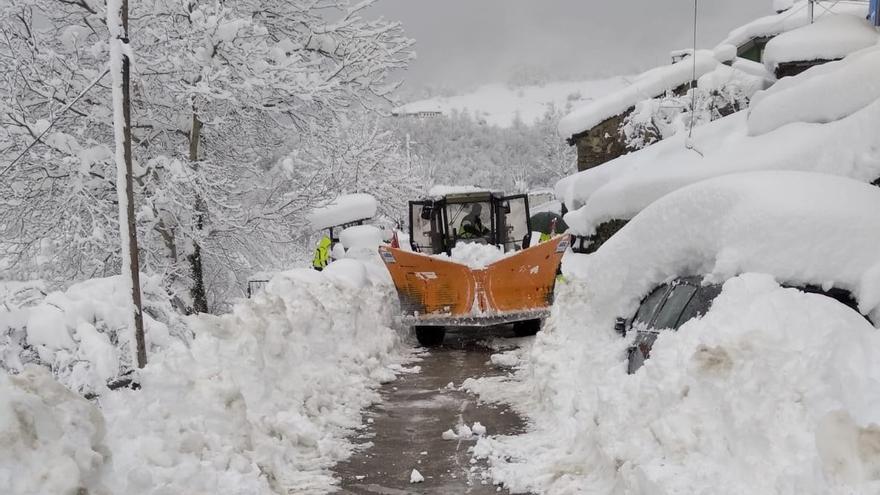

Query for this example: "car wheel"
[512,319,541,337]
[415,326,445,346]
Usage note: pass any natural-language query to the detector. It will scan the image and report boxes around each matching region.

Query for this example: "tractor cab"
[408,191,531,255]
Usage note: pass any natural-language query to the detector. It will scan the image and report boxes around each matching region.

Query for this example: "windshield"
[449,202,491,241]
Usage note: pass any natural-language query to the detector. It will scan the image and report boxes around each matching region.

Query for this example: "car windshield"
[652,283,697,330]
[677,283,722,326]
[633,284,669,328]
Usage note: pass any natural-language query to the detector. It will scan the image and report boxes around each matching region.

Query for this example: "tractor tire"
[415,326,445,347]
[512,319,542,337]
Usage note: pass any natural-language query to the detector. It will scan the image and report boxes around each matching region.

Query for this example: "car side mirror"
[503,202,511,214]
[614,317,627,337]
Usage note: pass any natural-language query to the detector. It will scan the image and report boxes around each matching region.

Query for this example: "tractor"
[379,190,569,346]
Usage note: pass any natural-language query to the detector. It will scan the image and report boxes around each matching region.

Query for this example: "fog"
[369,0,774,94]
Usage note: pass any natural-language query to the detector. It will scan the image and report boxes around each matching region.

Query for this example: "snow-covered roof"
[720,0,868,49]
[762,14,879,70]
[557,44,880,236]
[563,171,880,319]
[306,193,378,231]
[427,185,490,198]
[749,43,880,135]
[392,100,445,115]
[558,50,720,138]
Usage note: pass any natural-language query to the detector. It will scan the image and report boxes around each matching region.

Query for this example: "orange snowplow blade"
[379,235,570,326]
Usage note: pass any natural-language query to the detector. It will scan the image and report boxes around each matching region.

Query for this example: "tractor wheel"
[414,326,445,347]
[512,319,542,337]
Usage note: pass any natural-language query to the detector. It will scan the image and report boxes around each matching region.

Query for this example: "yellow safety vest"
[312,236,331,270]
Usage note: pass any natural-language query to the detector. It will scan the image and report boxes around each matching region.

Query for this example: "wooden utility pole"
[109,0,147,368]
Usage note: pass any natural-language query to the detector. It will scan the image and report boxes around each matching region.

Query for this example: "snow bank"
[762,14,879,71]
[98,265,407,494]
[720,0,868,49]
[0,275,181,397]
[558,51,719,138]
[1,261,409,494]
[473,173,880,494]
[0,366,110,495]
[557,46,880,235]
[306,193,378,230]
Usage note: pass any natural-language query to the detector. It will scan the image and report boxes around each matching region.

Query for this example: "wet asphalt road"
[332,326,527,494]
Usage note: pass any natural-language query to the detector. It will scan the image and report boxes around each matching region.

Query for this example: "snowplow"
[379,190,570,346]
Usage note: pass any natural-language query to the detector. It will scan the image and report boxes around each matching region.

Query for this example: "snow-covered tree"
[0,0,414,309]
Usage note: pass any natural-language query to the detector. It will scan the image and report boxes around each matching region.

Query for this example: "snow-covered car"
[622,276,865,373]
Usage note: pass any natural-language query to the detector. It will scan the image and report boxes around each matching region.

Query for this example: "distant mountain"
[392,76,629,128]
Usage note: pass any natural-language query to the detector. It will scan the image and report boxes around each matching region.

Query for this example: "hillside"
[393,76,628,128]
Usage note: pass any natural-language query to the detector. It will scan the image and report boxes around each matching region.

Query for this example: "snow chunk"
[448,243,506,269]
[410,469,424,483]
[441,429,458,440]
[0,366,110,495]
[306,193,377,230]
[339,225,383,251]
[749,44,880,136]
[762,14,879,71]
[558,51,719,138]
[472,422,487,436]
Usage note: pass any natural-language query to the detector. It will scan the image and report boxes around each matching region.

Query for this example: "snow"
[0,366,110,495]
[394,76,627,128]
[441,422,487,440]
[750,44,880,135]
[720,0,868,49]
[306,193,378,231]
[409,468,424,483]
[105,0,140,367]
[0,275,177,396]
[339,225,383,251]
[558,50,720,138]
[447,243,506,269]
[427,184,489,197]
[470,173,880,494]
[471,422,487,436]
[1,263,410,494]
[556,45,880,235]
[762,14,879,71]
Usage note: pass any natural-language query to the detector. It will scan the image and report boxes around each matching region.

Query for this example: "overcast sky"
[369,0,774,94]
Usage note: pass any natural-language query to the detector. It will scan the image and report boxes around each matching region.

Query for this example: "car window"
[676,283,722,327]
[633,284,669,327]
[652,283,697,330]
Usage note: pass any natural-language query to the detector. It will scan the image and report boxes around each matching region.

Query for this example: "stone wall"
[571,109,632,172]
[775,59,836,79]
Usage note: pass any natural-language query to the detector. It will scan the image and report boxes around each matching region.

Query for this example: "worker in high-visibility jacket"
[312,235,331,271]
